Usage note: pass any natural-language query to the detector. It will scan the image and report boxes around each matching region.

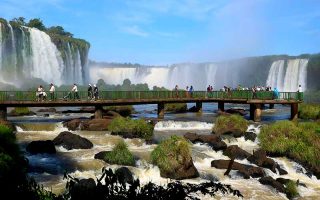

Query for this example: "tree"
[12,17,26,26]
[27,18,46,31]
[47,26,73,37]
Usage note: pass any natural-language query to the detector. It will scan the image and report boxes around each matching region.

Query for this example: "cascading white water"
[8,24,17,76]
[0,23,2,71]
[75,49,82,84]
[283,59,308,92]
[266,60,285,90]
[29,27,64,85]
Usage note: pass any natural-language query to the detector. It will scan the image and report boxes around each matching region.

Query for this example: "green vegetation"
[213,114,248,135]
[165,103,187,113]
[103,141,135,166]
[108,117,153,140]
[104,105,134,117]
[151,136,190,174]
[259,120,320,170]
[10,107,32,116]
[285,180,299,199]
[299,103,320,119]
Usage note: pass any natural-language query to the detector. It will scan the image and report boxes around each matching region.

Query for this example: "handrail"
[0,90,303,102]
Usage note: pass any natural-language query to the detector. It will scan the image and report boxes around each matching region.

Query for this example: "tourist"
[93,84,99,100]
[297,84,302,101]
[175,85,179,98]
[189,85,194,97]
[186,86,189,98]
[72,83,80,100]
[88,84,93,100]
[49,83,55,101]
[273,87,279,100]
[36,85,44,102]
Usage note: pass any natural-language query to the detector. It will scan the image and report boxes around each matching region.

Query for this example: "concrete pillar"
[218,102,224,112]
[291,103,298,120]
[94,105,103,119]
[196,102,202,113]
[269,104,274,109]
[0,106,7,121]
[250,104,262,122]
[158,103,165,118]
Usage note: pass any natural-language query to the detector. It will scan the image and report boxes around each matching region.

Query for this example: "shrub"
[11,107,32,115]
[299,103,320,119]
[213,114,248,134]
[151,136,190,173]
[165,103,187,113]
[259,120,320,167]
[104,141,135,166]
[108,117,153,140]
[285,180,299,199]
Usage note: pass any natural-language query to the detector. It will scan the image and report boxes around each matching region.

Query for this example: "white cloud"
[121,25,149,37]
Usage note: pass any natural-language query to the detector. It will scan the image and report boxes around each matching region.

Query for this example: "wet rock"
[211,159,265,179]
[184,133,227,151]
[105,110,121,118]
[162,157,199,180]
[259,176,285,193]
[69,178,96,200]
[276,178,291,185]
[225,108,247,116]
[37,108,56,112]
[115,167,134,184]
[43,114,50,117]
[63,119,82,131]
[94,151,109,161]
[188,106,198,112]
[53,131,93,150]
[248,149,287,174]
[223,145,251,160]
[26,140,56,154]
[80,119,112,131]
[244,132,257,142]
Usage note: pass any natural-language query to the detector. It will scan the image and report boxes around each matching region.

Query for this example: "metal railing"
[0,91,303,102]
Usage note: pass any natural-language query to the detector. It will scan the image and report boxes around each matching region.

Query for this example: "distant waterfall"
[266,59,308,92]
[283,59,308,92]
[266,60,285,90]
[0,21,89,85]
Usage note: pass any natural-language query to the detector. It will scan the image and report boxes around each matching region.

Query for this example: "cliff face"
[0,19,90,85]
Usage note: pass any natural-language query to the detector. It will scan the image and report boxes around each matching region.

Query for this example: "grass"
[11,107,31,115]
[285,180,299,199]
[108,117,154,140]
[150,136,190,173]
[104,140,135,166]
[165,103,187,113]
[213,114,248,134]
[299,103,320,120]
[258,120,320,168]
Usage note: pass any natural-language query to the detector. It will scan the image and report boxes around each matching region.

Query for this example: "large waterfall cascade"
[0,21,89,86]
[267,59,308,92]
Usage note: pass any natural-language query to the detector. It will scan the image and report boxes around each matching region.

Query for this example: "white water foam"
[154,120,213,131]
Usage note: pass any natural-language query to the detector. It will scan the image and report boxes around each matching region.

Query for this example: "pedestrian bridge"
[0,91,302,122]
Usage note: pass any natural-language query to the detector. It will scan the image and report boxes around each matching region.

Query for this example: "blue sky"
[1,0,319,65]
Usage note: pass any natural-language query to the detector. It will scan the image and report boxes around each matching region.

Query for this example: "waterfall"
[0,23,2,71]
[266,60,285,90]
[283,59,308,92]
[8,24,17,77]
[29,27,64,85]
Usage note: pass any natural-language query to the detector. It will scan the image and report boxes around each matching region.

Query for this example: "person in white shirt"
[49,83,55,101]
[36,85,44,102]
[71,83,80,100]
[297,84,302,101]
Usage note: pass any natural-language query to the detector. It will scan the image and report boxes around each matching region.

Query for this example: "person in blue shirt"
[273,87,279,99]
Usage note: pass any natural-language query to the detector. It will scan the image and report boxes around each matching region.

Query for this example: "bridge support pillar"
[269,104,274,109]
[0,106,7,121]
[218,102,224,112]
[94,105,103,119]
[158,103,165,118]
[291,103,298,120]
[196,102,202,113]
[250,104,262,122]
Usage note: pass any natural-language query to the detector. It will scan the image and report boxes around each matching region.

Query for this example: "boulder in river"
[184,132,227,151]
[37,108,56,112]
[53,131,93,150]
[80,119,112,131]
[26,140,56,154]
[259,176,285,193]
[244,132,257,142]
[63,119,82,131]
[223,145,251,160]
[225,108,247,116]
[115,167,134,184]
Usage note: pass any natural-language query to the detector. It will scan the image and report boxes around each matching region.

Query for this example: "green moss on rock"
[213,115,248,136]
[104,141,135,166]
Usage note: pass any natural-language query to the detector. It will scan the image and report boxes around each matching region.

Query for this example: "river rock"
[223,145,251,160]
[53,131,93,150]
[244,132,257,142]
[37,108,56,112]
[26,140,56,154]
[163,157,199,180]
[115,167,134,184]
[63,119,82,131]
[184,133,227,151]
[105,110,122,118]
[80,119,112,131]
[211,159,265,179]
[69,178,96,200]
[94,151,109,160]
[225,108,247,116]
[259,176,285,193]
[248,149,287,174]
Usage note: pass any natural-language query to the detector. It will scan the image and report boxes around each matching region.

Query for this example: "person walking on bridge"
[88,84,93,100]
[72,83,80,100]
[297,84,303,101]
[49,83,55,101]
[93,84,99,100]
